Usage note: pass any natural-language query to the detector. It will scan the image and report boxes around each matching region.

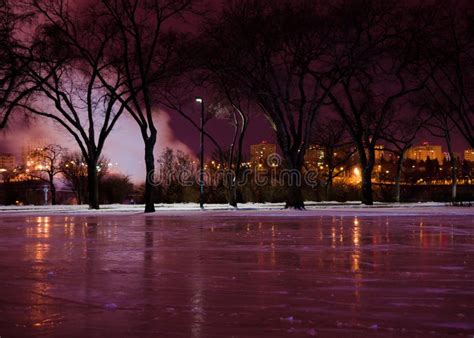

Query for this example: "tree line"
[1,0,472,211]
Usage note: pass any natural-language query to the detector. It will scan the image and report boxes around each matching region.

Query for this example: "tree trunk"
[446,134,457,202]
[450,157,457,202]
[361,166,374,205]
[357,145,374,205]
[144,135,156,213]
[228,114,239,208]
[284,155,305,209]
[286,184,305,209]
[394,155,404,203]
[77,186,82,205]
[325,173,333,201]
[49,178,57,205]
[87,158,100,209]
[228,181,238,208]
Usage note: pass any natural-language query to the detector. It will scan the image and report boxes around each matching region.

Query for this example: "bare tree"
[215,97,250,207]
[381,114,424,203]
[0,0,34,128]
[324,0,435,205]
[101,0,194,212]
[311,120,355,200]
[203,66,253,207]
[28,143,66,205]
[422,96,460,202]
[16,0,129,209]
[202,0,337,209]
[162,82,251,207]
[424,2,474,148]
[61,152,88,205]
[61,151,109,205]
[156,147,197,203]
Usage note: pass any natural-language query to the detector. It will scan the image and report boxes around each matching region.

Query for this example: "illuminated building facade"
[21,139,49,165]
[304,145,325,169]
[0,153,16,170]
[250,141,277,168]
[406,142,444,164]
[374,145,385,161]
[464,149,474,162]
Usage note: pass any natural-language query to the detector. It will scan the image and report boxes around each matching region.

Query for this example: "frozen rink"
[0,209,473,336]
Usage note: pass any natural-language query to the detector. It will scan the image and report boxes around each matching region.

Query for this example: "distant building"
[0,153,16,170]
[406,142,444,164]
[374,145,385,162]
[304,145,325,168]
[21,139,49,165]
[250,141,277,168]
[464,149,474,162]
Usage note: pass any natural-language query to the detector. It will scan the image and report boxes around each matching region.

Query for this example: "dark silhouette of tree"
[425,157,440,182]
[61,152,109,205]
[156,147,197,203]
[211,97,250,207]
[424,101,459,201]
[202,0,337,209]
[100,174,134,204]
[15,0,130,209]
[101,0,194,212]
[166,91,251,207]
[382,114,425,203]
[324,0,435,205]
[310,120,355,200]
[424,2,474,148]
[0,0,34,128]
[461,159,473,181]
[28,144,67,205]
[60,152,88,205]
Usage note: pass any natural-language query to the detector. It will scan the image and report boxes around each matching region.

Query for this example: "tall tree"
[382,115,424,203]
[311,120,355,200]
[28,143,66,205]
[423,97,460,201]
[203,0,337,209]
[161,82,251,207]
[16,0,129,209]
[324,0,435,205]
[424,2,474,148]
[0,0,33,128]
[101,0,194,212]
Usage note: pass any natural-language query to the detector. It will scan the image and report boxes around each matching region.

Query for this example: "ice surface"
[0,212,473,336]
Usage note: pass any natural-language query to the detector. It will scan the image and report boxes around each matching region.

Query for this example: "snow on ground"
[0,201,473,217]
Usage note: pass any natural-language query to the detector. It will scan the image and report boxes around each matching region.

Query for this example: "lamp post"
[196,97,205,209]
[43,186,49,205]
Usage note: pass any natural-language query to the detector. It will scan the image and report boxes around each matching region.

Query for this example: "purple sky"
[0,0,470,181]
[0,104,469,182]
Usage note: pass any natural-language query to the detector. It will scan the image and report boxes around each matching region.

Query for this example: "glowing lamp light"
[195,97,203,103]
[353,167,361,177]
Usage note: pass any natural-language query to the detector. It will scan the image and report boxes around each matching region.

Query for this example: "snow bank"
[1,201,473,217]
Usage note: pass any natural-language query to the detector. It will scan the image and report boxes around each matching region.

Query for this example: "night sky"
[0,0,470,181]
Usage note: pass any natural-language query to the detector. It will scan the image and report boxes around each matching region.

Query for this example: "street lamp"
[195,96,205,209]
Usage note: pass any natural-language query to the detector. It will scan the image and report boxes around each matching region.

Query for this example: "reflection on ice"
[0,214,473,336]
